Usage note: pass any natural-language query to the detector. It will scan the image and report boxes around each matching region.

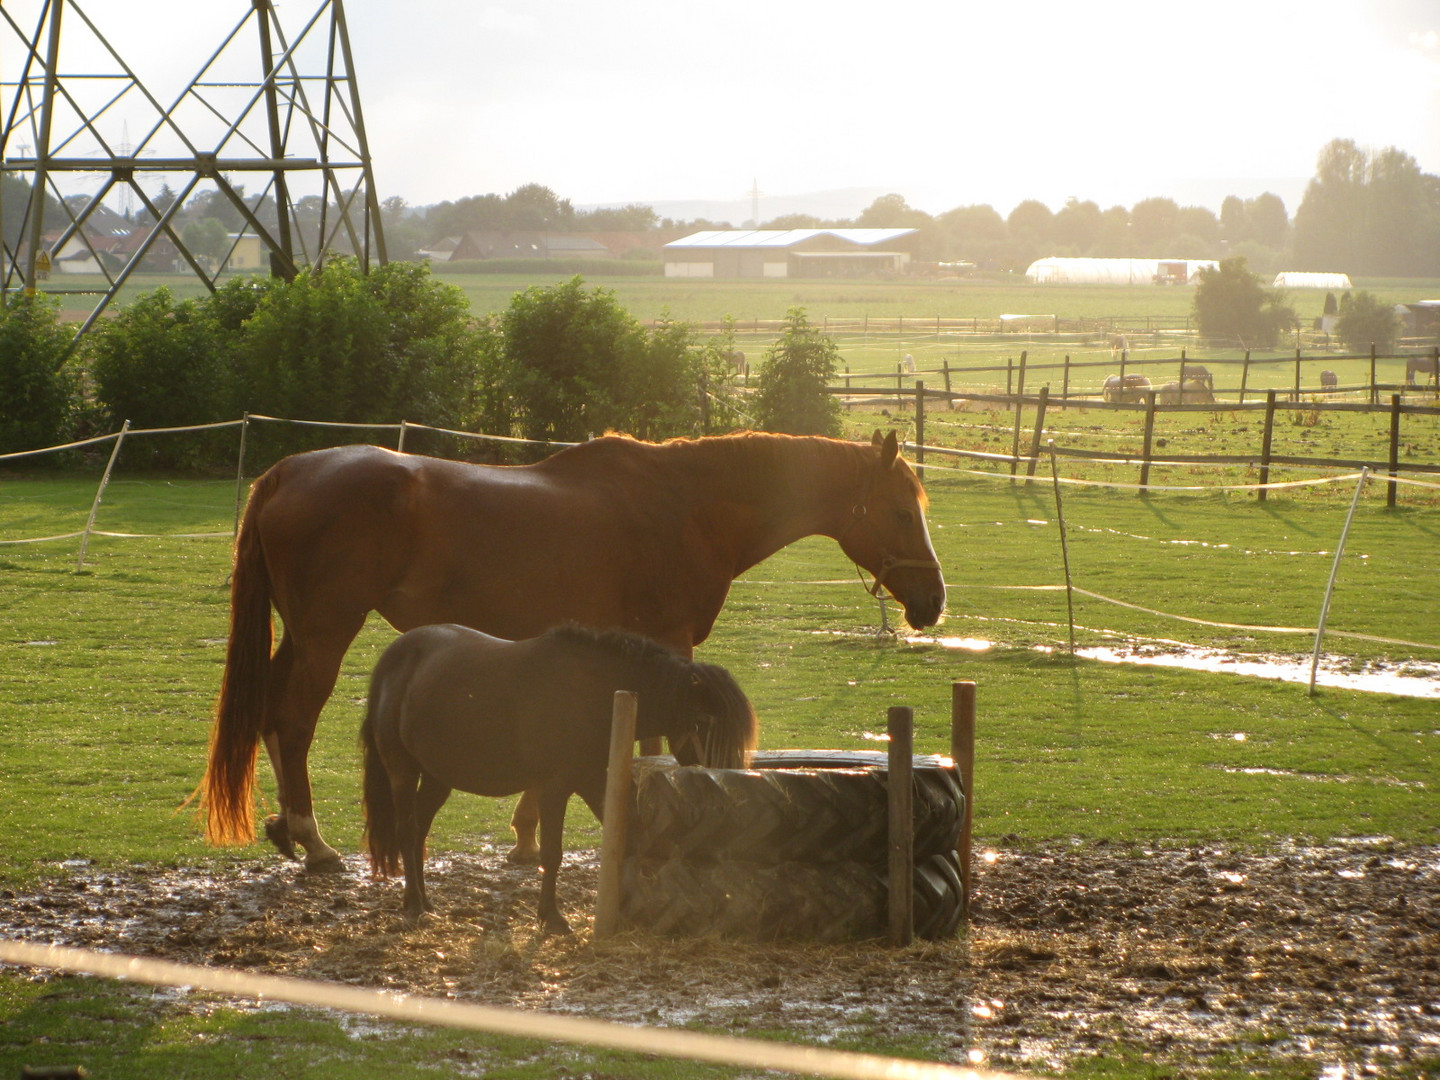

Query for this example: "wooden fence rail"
[828,382,1440,501]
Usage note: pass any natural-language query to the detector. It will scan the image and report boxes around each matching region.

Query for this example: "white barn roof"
[1024,257,1219,285]
[1272,271,1353,289]
[665,228,915,249]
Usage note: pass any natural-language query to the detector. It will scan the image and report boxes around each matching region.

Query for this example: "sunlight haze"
[5,0,1438,218]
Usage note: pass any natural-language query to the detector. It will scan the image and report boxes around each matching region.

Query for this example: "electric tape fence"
[3,416,1439,664]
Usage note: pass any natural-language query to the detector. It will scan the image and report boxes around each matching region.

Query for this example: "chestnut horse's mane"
[545,430,925,506]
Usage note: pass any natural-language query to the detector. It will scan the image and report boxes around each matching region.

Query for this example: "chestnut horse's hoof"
[263,815,298,861]
[302,852,346,875]
[505,843,541,866]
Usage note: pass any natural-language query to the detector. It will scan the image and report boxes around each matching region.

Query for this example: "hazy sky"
[8,0,1440,217]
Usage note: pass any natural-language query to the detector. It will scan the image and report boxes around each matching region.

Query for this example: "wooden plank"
[886,706,914,946]
[593,690,638,938]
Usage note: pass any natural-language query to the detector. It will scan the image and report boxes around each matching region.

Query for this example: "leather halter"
[839,499,942,599]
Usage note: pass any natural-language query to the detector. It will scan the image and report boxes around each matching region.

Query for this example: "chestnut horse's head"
[837,430,946,630]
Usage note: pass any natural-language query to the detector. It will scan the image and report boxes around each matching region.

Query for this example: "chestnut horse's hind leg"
[507,790,541,864]
[264,628,358,873]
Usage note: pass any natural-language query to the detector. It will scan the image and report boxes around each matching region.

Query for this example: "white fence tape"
[0,940,1018,1080]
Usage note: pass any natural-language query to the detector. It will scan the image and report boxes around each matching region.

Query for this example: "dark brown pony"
[202,429,944,871]
[360,622,756,932]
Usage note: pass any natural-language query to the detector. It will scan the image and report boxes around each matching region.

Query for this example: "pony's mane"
[542,622,690,672]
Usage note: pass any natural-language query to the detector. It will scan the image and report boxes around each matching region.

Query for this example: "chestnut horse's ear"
[871,429,884,449]
[879,429,898,468]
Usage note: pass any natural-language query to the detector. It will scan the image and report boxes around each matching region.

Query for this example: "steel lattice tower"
[0,0,387,338]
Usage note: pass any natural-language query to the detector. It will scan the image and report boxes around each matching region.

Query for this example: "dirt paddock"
[3,838,1437,1075]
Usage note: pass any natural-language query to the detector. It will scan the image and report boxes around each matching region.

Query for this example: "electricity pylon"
[0,0,387,338]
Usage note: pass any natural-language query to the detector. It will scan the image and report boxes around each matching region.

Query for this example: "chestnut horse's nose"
[904,587,946,630]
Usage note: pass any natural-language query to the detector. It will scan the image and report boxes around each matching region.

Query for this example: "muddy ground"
[3,839,1438,1076]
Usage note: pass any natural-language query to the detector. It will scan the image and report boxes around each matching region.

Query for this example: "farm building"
[1024,257,1219,286]
[1273,271,1353,289]
[663,228,917,279]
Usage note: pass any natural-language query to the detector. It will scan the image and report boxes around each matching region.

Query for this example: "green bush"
[1191,257,1295,349]
[226,259,487,462]
[86,287,233,467]
[1336,290,1400,353]
[752,308,843,436]
[484,276,732,450]
[0,294,78,456]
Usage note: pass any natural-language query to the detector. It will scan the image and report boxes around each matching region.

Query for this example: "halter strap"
[839,501,941,599]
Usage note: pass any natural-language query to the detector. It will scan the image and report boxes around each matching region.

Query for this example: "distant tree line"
[387,137,1439,278]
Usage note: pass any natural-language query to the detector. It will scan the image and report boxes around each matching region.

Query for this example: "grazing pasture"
[3,423,1438,1076]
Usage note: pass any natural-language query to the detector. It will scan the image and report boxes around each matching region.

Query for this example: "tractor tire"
[619,849,965,942]
[628,751,962,866]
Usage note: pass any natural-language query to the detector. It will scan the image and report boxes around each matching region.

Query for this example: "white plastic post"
[76,420,129,571]
[1309,468,1369,695]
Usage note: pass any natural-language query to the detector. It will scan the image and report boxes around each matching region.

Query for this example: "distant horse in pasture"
[1177,363,1214,391]
[1406,355,1439,386]
[200,430,945,872]
[1102,373,1151,403]
[1320,370,1339,391]
[360,623,756,932]
[1157,379,1216,405]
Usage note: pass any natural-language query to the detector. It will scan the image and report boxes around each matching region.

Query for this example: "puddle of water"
[812,629,1440,699]
[1077,644,1440,699]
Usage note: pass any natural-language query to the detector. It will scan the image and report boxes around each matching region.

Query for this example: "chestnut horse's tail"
[359,691,402,877]
[200,468,282,845]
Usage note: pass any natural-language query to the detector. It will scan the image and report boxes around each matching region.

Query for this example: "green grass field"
[2,453,1435,875]
[3,454,1438,1079]
[7,274,1440,1078]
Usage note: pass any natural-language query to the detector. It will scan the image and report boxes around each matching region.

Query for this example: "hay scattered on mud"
[3,839,1437,1074]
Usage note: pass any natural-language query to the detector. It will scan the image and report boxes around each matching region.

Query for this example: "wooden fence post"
[1239,350,1250,404]
[1388,393,1402,508]
[1370,345,1378,406]
[887,706,915,946]
[1293,349,1302,401]
[942,359,952,396]
[1139,390,1157,495]
[1025,385,1049,477]
[951,683,975,925]
[593,690,639,938]
[1258,390,1277,502]
[1062,354,1071,404]
[1179,349,1188,388]
[914,381,926,480]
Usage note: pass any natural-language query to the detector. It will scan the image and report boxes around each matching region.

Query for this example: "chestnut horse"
[201,429,945,871]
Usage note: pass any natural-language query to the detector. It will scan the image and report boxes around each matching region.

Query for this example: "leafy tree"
[228,258,486,460]
[0,294,77,454]
[1191,257,1295,348]
[483,277,728,447]
[490,276,643,445]
[86,287,231,466]
[181,217,230,271]
[1245,192,1290,249]
[937,204,1007,266]
[858,194,931,229]
[575,204,660,231]
[1051,198,1103,253]
[753,308,842,436]
[1336,291,1400,353]
[1129,197,1180,250]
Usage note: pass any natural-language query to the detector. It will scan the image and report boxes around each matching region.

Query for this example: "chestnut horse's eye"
[896,507,915,525]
